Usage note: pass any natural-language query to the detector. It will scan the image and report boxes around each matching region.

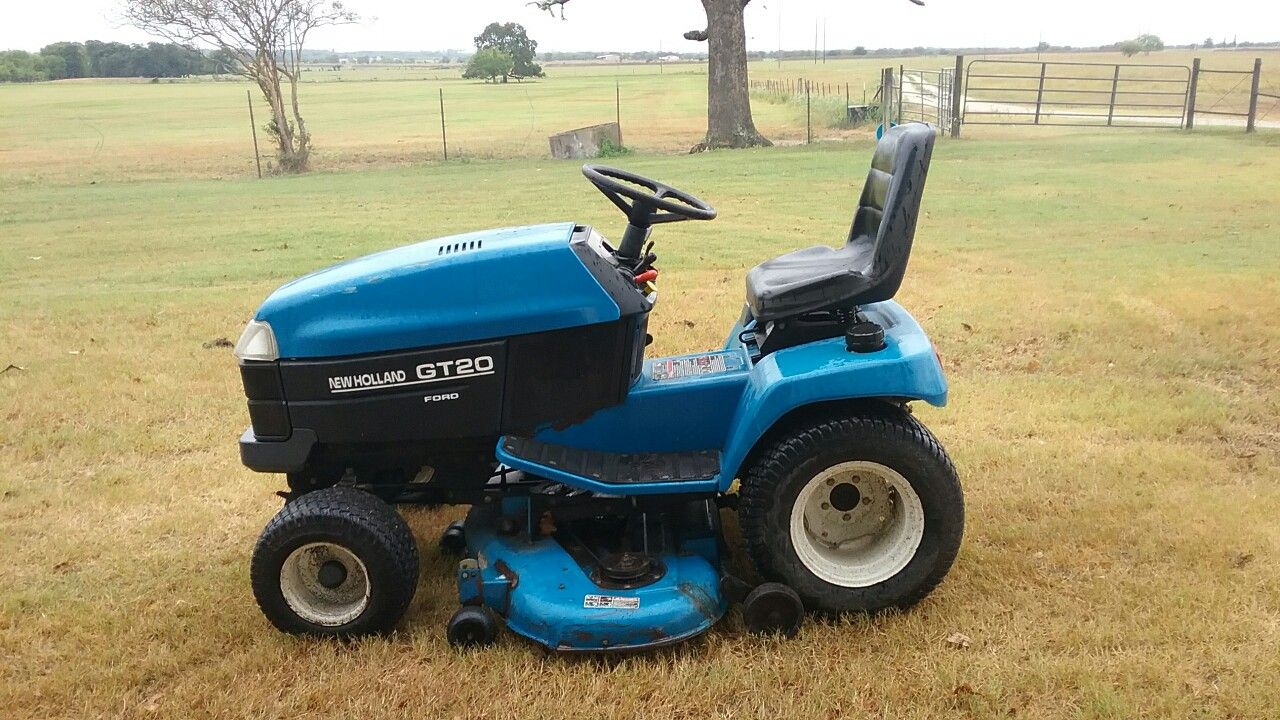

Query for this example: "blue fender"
[715,300,947,489]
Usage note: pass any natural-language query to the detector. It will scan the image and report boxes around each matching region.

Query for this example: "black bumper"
[239,427,317,473]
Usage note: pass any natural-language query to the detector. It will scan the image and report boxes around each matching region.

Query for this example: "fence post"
[951,55,964,137]
[936,72,944,132]
[439,88,448,161]
[806,80,812,144]
[1034,61,1047,124]
[920,72,926,123]
[882,67,895,125]
[1246,57,1262,132]
[615,79,621,139]
[1106,64,1120,126]
[897,64,904,124]
[1186,58,1200,130]
[245,89,262,179]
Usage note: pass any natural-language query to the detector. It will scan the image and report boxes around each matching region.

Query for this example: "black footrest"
[502,437,720,485]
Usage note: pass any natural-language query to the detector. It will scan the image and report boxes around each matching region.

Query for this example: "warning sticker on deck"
[583,594,640,610]
[650,351,744,382]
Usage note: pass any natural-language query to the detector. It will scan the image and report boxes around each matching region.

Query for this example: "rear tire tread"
[739,404,963,615]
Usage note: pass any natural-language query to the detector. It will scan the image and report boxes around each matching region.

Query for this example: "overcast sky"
[4,1,1275,53]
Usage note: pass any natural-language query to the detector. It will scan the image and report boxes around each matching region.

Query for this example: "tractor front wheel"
[251,485,420,637]
[739,405,963,616]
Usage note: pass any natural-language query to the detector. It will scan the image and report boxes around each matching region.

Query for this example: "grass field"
[3,49,1277,185]
[2,110,1279,718]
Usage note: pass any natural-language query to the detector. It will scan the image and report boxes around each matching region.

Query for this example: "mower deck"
[459,497,726,652]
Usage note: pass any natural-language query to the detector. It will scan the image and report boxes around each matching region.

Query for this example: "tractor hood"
[254,222,631,359]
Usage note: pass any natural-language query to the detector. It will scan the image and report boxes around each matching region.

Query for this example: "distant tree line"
[0,41,224,83]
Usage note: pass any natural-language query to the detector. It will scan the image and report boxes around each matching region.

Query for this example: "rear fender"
[717,301,946,490]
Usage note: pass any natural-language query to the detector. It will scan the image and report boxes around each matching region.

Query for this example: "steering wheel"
[582,165,716,225]
[582,165,716,260]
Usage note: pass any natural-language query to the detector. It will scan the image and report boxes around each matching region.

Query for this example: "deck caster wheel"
[250,486,419,637]
[439,521,466,555]
[743,582,804,638]
[447,606,500,648]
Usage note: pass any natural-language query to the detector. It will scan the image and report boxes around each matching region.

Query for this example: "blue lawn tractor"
[236,124,963,651]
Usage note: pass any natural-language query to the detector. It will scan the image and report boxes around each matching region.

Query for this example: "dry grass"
[1,127,1279,719]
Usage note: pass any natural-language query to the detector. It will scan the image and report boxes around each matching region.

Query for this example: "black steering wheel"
[582,165,716,260]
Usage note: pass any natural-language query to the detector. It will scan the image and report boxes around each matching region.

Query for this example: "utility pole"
[776,0,782,68]
[822,18,826,64]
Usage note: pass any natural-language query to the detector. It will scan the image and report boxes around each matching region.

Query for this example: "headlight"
[234,320,279,361]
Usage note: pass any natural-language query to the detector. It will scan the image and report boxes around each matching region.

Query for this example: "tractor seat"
[746,123,936,322]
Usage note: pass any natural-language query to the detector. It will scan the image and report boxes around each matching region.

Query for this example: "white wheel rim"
[788,461,925,588]
[279,542,371,627]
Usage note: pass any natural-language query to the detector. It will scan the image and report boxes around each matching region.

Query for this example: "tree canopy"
[0,41,218,82]
[1119,34,1164,56]
[463,48,516,83]
[124,0,357,173]
[473,22,544,81]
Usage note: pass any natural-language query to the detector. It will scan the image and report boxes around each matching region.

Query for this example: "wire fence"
[8,56,1275,183]
[748,77,885,144]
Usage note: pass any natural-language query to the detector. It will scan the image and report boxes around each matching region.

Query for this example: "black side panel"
[247,400,291,439]
[502,318,638,433]
[242,319,646,462]
[570,226,652,317]
[278,340,507,443]
[241,361,291,439]
[240,362,284,400]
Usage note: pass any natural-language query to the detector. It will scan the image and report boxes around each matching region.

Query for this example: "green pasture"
[4,49,1275,185]
[1,123,1278,717]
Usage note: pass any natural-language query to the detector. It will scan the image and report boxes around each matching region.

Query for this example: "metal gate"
[962,59,1191,128]
[896,68,954,133]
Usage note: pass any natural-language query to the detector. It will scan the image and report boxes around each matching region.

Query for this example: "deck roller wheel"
[742,582,805,638]
[447,606,500,648]
[439,521,467,555]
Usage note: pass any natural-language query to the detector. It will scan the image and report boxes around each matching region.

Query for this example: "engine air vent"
[438,239,483,256]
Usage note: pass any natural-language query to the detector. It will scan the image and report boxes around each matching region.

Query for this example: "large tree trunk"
[695,0,771,150]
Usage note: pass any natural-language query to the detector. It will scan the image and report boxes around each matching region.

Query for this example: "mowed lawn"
[1,130,1279,719]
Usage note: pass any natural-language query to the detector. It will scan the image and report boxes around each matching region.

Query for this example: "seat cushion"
[745,240,876,321]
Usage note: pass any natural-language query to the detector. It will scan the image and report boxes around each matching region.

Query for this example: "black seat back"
[846,123,936,304]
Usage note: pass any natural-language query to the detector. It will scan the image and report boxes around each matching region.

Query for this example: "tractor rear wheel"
[251,485,420,637]
[739,405,963,616]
